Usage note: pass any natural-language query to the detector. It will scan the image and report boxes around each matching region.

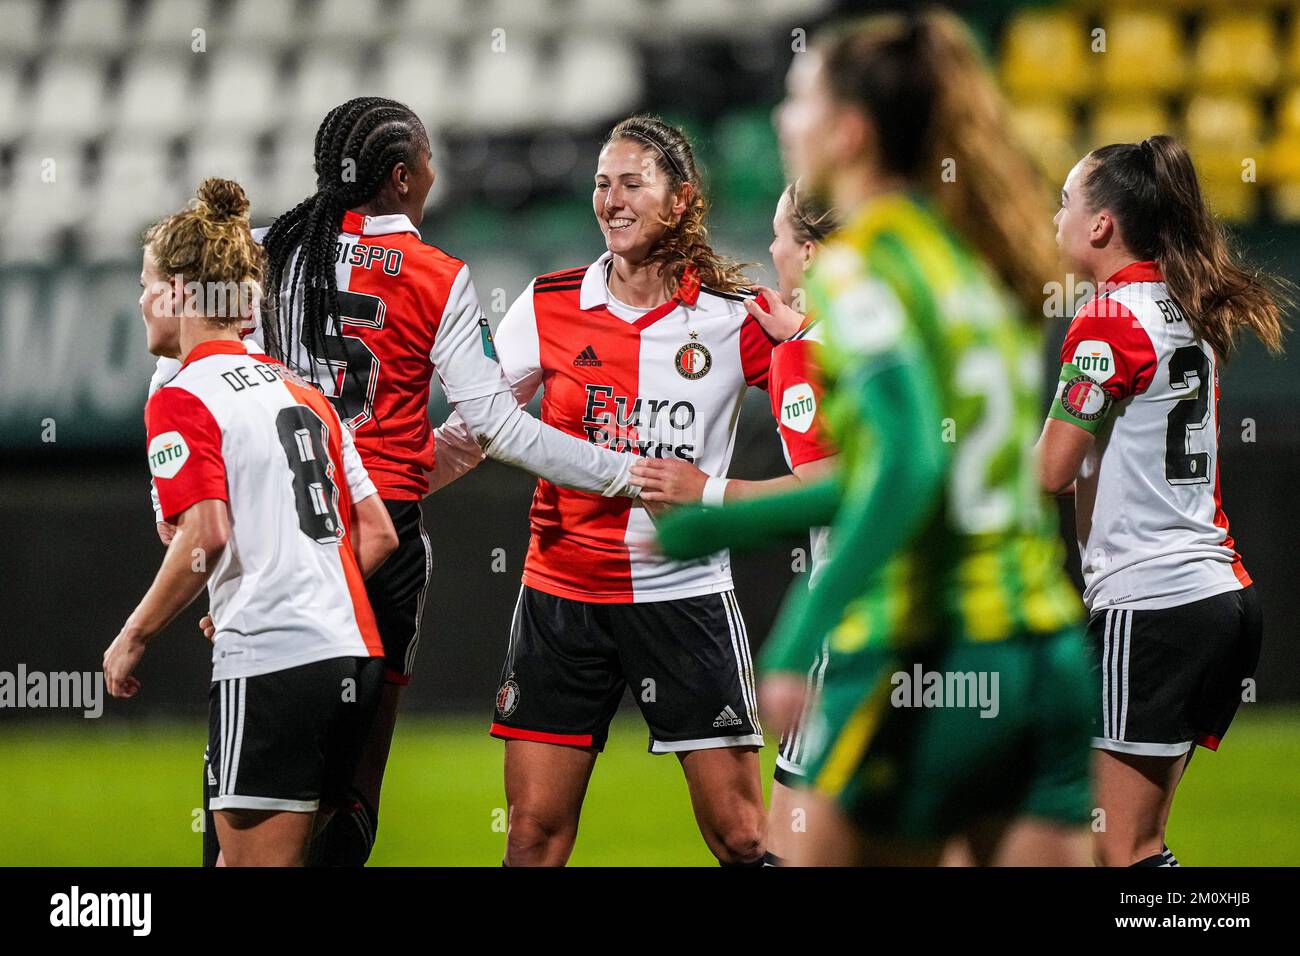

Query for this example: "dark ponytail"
[1085,135,1288,361]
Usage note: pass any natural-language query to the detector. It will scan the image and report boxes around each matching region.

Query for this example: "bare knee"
[707,808,766,866]
[505,806,578,866]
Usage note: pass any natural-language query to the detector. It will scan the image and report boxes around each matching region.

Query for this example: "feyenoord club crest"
[1061,374,1110,421]
[496,678,520,717]
[675,330,712,380]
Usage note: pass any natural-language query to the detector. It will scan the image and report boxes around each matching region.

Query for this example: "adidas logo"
[712,704,744,729]
[573,345,602,367]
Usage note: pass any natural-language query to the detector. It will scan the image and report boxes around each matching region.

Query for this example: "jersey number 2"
[1164,345,1212,485]
[275,405,344,544]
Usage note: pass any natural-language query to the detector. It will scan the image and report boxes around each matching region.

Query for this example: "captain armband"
[1048,362,1114,434]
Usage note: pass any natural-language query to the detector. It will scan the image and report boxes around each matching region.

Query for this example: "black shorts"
[366,499,432,685]
[1088,585,1262,757]
[490,586,763,754]
[774,639,829,788]
[206,656,384,813]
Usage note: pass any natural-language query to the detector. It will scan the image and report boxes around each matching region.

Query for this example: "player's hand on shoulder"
[631,457,708,505]
[102,627,148,699]
[745,284,804,342]
[156,521,177,545]
[759,672,808,738]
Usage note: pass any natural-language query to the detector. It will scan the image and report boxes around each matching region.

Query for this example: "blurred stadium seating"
[0,0,831,265]
[1004,1,1300,222]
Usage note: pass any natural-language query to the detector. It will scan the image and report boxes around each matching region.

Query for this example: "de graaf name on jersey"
[219,361,294,394]
[581,384,696,460]
[335,238,403,276]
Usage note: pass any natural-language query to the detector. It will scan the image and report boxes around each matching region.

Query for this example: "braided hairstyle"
[261,97,429,371]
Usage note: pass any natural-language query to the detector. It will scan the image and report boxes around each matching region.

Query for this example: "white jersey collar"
[580,251,615,311]
[340,209,421,239]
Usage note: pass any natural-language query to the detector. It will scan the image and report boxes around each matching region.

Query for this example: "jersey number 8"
[275,405,344,544]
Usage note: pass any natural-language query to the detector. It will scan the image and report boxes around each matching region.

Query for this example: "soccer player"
[632,180,840,865]
[1038,136,1287,867]
[657,12,1092,866]
[103,178,398,867]
[252,97,642,865]
[433,115,779,866]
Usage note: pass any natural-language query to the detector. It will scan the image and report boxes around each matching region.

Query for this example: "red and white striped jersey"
[768,318,837,576]
[271,211,505,500]
[146,338,384,681]
[497,252,778,603]
[1061,260,1250,613]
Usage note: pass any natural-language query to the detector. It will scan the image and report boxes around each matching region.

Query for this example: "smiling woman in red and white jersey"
[438,115,779,866]
[103,178,399,867]
[1040,135,1288,867]
[253,97,639,866]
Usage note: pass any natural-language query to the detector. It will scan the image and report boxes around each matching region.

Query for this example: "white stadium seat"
[115,57,197,138]
[568,0,650,31]
[83,137,185,262]
[264,129,321,218]
[136,0,213,51]
[184,130,269,211]
[0,64,28,143]
[3,138,88,263]
[197,51,281,134]
[0,0,43,55]
[308,0,387,42]
[285,50,365,136]
[550,36,640,128]
[459,41,552,133]
[389,0,474,39]
[374,41,457,130]
[227,0,299,48]
[52,0,129,53]
[31,57,110,139]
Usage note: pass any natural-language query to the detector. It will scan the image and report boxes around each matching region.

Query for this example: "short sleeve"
[769,338,837,468]
[144,386,228,523]
[1059,296,1158,402]
[429,264,512,403]
[739,298,779,390]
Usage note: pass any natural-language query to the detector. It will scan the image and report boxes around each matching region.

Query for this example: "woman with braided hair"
[238,96,643,865]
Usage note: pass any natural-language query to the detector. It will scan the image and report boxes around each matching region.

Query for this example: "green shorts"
[798,627,1093,843]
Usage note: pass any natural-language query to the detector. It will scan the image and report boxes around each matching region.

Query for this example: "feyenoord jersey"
[145,339,384,681]
[271,211,505,499]
[768,318,837,576]
[1059,260,1250,613]
[497,251,778,603]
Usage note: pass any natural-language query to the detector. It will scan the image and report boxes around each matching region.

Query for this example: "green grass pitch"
[2,707,1298,866]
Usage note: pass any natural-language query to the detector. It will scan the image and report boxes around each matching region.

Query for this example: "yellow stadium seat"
[1193,13,1280,91]
[1009,100,1079,187]
[1000,10,1093,100]
[1263,86,1300,215]
[1283,15,1300,80]
[1087,99,1175,151]
[1099,10,1187,95]
[1185,93,1264,223]
[1274,84,1300,138]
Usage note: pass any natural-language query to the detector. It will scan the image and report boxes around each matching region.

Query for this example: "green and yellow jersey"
[658,191,1081,671]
